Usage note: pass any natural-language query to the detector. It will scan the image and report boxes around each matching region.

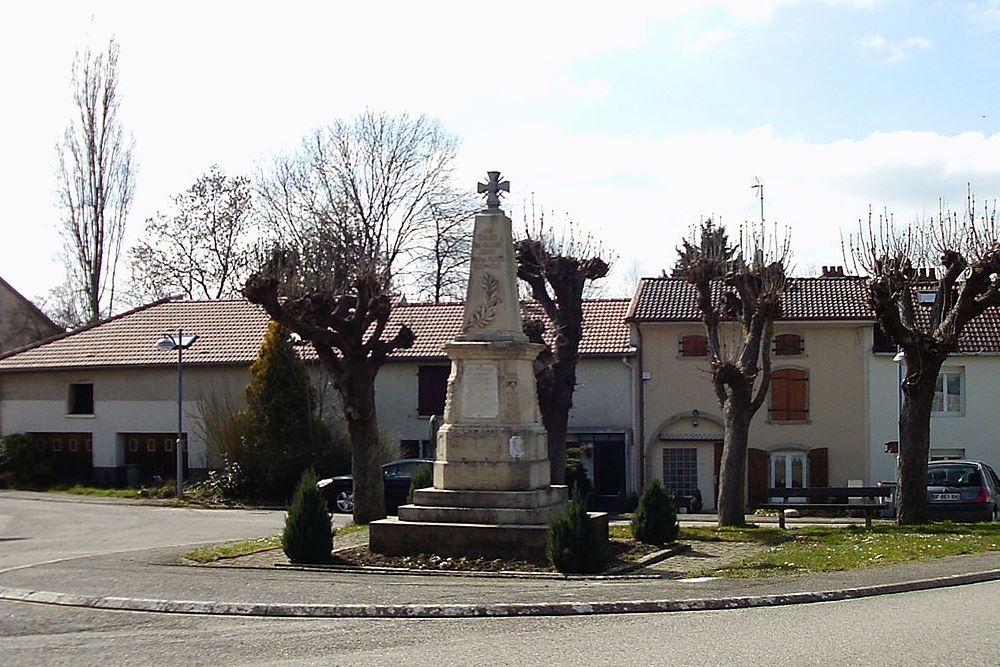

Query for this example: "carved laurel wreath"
[463,273,501,331]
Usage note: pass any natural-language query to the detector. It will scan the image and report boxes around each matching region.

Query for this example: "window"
[770,369,809,422]
[417,365,450,417]
[68,383,94,415]
[932,368,963,416]
[770,451,806,490]
[773,334,804,356]
[663,447,699,496]
[872,324,896,354]
[679,335,708,357]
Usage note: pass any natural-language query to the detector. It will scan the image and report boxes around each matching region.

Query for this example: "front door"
[582,433,627,511]
[770,451,806,502]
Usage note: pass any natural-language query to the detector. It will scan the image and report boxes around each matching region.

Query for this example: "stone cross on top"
[477,171,510,211]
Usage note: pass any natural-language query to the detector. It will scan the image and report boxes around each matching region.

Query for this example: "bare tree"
[515,216,610,485]
[53,38,135,325]
[244,111,463,523]
[676,219,789,526]
[410,199,475,303]
[128,167,254,302]
[845,192,1000,524]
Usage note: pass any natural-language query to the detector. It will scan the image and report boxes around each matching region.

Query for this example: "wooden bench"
[758,487,892,529]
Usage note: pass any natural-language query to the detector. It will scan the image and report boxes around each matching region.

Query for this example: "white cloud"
[459,125,1000,291]
[573,78,613,102]
[858,33,931,62]
[691,27,734,51]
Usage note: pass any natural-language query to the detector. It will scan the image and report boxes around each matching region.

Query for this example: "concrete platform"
[369,512,608,560]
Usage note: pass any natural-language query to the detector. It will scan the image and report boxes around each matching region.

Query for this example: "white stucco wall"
[868,353,1000,484]
[0,366,250,472]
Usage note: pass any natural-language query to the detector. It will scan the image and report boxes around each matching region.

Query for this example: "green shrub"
[282,469,333,564]
[547,489,607,574]
[407,463,433,504]
[631,479,679,545]
[0,433,56,488]
[565,445,593,507]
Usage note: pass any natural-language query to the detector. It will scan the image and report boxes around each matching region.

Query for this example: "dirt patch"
[325,538,664,573]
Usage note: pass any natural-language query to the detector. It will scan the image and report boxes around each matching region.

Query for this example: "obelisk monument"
[369,172,584,560]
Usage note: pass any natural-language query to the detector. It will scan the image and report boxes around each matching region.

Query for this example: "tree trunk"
[717,403,751,526]
[541,396,570,485]
[338,359,386,524]
[896,354,944,525]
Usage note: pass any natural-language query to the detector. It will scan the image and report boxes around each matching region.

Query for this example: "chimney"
[821,265,845,278]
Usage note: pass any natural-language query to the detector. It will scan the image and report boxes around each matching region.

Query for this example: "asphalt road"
[3,491,1000,666]
[0,491,290,572]
[3,582,1000,666]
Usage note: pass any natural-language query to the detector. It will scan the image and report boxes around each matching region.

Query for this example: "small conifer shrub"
[546,489,607,574]
[407,463,433,504]
[631,479,679,545]
[282,469,333,564]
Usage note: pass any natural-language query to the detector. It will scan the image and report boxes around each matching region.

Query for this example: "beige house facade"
[628,275,876,511]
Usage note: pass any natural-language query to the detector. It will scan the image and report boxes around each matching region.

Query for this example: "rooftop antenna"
[751,177,765,224]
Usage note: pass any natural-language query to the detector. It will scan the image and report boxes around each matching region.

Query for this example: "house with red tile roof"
[628,270,1000,511]
[627,273,877,511]
[0,298,636,502]
[868,284,1000,487]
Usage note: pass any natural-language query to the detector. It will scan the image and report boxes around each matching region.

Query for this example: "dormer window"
[773,334,804,356]
[679,335,708,357]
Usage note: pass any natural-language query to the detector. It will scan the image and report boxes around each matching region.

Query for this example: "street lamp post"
[155,330,199,498]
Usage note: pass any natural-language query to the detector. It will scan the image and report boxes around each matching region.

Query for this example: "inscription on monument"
[460,362,500,418]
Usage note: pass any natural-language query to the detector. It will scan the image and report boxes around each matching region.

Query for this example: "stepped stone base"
[369,512,609,560]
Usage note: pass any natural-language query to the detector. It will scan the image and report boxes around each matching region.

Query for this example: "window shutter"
[774,334,804,355]
[770,369,809,421]
[748,448,769,507]
[807,447,829,488]
[680,335,708,357]
[788,370,808,420]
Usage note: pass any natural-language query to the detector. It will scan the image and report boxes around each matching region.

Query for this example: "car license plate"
[933,493,960,501]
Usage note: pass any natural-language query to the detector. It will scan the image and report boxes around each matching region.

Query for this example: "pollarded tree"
[845,192,1000,525]
[515,219,610,485]
[676,219,789,527]
[245,111,463,523]
[53,38,136,325]
[129,167,254,302]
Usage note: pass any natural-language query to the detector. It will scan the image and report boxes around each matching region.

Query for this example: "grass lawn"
[683,522,1000,578]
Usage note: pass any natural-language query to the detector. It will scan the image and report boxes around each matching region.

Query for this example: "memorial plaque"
[460,362,499,418]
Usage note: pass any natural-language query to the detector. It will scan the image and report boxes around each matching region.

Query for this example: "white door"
[770,451,807,502]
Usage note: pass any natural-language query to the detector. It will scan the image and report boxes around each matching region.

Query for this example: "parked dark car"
[926,460,1000,522]
[317,459,433,514]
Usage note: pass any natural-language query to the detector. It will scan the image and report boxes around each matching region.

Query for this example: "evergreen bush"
[407,463,433,504]
[235,322,347,502]
[564,445,593,507]
[546,489,607,574]
[631,479,679,545]
[282,469,333,564]
[0,433,56,488]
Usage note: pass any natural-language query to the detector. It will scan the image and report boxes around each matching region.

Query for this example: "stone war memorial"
[369,172,608,560]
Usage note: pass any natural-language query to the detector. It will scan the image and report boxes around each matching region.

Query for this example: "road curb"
[4,567,1000,618]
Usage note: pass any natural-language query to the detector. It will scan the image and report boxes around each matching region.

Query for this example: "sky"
[3,0,1000,307]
